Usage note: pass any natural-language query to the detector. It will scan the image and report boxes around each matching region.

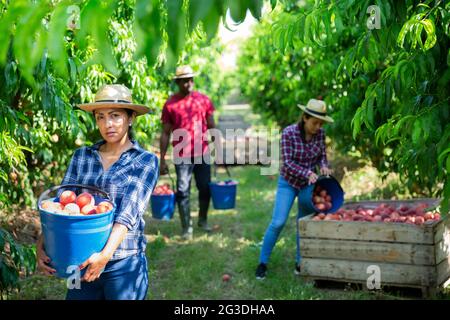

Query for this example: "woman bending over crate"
[255,99,334,280]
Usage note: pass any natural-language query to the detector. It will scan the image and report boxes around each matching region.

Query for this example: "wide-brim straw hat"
[78,84,151,116]
[297,99,334,123]
[173,65,198,79]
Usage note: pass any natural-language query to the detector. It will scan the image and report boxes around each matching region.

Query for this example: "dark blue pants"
[66,252,148,300]
[174,157,211,232]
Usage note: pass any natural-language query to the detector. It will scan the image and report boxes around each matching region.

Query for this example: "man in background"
[159,66,217,240]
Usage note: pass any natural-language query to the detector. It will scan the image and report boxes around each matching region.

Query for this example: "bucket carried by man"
[151,171,176,220]
[209,165,238,210]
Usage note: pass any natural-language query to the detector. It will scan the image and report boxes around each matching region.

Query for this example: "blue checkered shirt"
[61,140,159,261]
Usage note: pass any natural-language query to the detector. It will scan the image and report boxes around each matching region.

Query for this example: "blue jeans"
[66,252,148,300]
[259,175,308,265]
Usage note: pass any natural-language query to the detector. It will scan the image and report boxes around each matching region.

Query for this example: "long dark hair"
[297,112,312,141]
[124,109,135,141]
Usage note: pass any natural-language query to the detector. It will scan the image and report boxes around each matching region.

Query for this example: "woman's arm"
[318,131,332,176]
[78,223,128,282]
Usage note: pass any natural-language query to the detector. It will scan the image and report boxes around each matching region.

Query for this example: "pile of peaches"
[312,186,333,211]
[152,183,174,196]
[215,180,238,186]
[40,190,113,216]
[311,202,441,225]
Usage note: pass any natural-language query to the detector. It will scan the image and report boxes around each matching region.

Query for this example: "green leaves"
[248,0,264,20]
[188,0,214,33]
[228,0,247,23]
[11,1,48,86]
[48,1,72,78]
[166,0,186,61]
[134,0,163,66]
[77,0,120,75]
[270,0,278,10]
[397,13,437,51]
[0,228,36,296]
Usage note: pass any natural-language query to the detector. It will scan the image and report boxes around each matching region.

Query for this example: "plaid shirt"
[161,91,215,158]
[61,140,159,261]
[280,123,328,189]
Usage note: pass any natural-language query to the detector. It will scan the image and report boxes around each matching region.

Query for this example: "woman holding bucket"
[36,84,158,299]
[255,99,334,280]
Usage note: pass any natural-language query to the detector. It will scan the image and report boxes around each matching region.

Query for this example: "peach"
[390,211,400,220]
[434,213,441,221]
[96,201,113,213]
[81,204,97,215]
[313,196,322,204]
[42,201,64,213]
[415,216,425,225]
[319,190,327,197]
[381,213,390,220]
[59,190,77,206]
[64,203,81,214]
[41,200,57,210]
[424,212,434,220]
[373,215,382,222]
[357,209,366,216]
[406,216,416,224]
[315,203,326,211]
[222,274,231,282]
[76,192,94,209]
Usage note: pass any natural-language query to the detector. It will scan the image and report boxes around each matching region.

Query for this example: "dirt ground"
[1,208,41,246]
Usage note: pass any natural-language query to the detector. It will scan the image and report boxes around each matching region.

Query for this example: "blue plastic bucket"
[209,181,238,210]
[38,185,115,278]
[151,194,175,220]
[298,176,344,215]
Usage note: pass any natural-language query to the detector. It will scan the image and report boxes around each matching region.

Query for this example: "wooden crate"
[297,198,450,297]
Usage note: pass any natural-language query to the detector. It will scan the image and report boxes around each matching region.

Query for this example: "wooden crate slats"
[300,238,435,265]
[298,218,435,244]
[300,258,437,287]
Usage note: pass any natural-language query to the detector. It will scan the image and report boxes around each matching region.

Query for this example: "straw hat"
[173,65,198,80]
[77,84,151,116]
[297,99,334,123]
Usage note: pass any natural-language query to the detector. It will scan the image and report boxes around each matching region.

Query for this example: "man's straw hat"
[173,65,198,80]
[78,84,151,116]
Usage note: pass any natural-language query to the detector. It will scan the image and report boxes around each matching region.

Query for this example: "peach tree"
[238,0,449,212]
